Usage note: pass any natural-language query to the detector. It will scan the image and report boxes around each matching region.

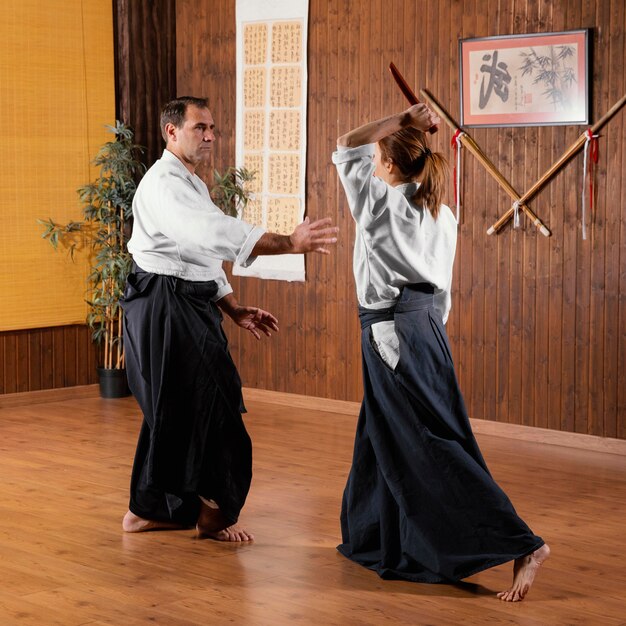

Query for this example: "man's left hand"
[229,306,279,340]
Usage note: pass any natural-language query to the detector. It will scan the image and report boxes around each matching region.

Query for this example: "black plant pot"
[97,367,131,398]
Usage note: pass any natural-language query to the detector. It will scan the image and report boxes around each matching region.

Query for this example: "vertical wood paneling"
[348,2,362,401]
[61,327,77,388]
[76,326,90,386]
[537,0,555,433]
[166,0,626,441]
[603,0,623,439]
[114,0,176,168]
[457,1,475,415]
[28,330,42,391]
[3,335,16,394]
[16,333,29,393]
[523,0,542,429]
[0,326,98,394]
[0,334,5,394]
[574,0,593,434]
[587,0,607,436]
[616,0,626,441]
[310,0,325,399]
[52,327,66,389]
[40,328,54,390]
[326,0,341,401]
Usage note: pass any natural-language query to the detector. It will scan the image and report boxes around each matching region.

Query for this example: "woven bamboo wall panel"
[0,0,115,332]
[175,0,626,439]
[0,0,174,394]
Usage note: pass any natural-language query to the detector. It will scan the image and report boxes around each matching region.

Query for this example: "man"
[121,96,337,541]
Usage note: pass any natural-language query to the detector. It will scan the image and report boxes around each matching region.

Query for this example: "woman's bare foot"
[196,501,254,542]
[498,543,551,602]
[122,510,185,533]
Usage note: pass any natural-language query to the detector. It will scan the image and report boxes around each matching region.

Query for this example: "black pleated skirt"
[338,284,543,582]
[120,265,251,527]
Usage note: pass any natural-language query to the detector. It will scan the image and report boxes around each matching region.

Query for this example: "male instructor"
[121,97,337,541]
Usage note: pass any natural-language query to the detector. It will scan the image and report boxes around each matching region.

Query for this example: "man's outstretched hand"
[229,306,279,340]
[251,217,339,257]
[289,217,339,255]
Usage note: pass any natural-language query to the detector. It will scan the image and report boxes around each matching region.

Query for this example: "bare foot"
[497,543,550,602]
[196,501,254,542]
[122,510,185,533]
[200,524,255,542]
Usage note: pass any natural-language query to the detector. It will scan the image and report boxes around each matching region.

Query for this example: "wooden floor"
[1,392,625,625]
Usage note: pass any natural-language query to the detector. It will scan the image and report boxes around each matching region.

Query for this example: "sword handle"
[389,63,438,134]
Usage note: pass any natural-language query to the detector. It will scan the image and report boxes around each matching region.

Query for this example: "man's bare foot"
[122,510,185,533]
[199,523,254,542]
[196,501,254,542]
[497,543,550,602]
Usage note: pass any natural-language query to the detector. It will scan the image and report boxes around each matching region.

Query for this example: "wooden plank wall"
[114,0,177,168]
[0,326,98,394]
[175,0,626,439]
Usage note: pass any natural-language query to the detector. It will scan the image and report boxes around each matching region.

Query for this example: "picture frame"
[459,29,590,127]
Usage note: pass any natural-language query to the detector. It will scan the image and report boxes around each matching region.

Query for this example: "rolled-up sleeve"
[332,144,389,225]
[213,266,234,301]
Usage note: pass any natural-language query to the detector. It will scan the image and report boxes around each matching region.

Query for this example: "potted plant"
[40,129,254,398]
[39,121,145,398]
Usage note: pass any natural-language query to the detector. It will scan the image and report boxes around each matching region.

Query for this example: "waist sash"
[358,283,434,330]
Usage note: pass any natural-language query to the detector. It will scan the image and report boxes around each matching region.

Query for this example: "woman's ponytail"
[412,150,447,219]
[378,127,448,219]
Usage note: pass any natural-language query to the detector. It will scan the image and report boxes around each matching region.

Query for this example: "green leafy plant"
[211,167,256,218]
[38,121,145,370]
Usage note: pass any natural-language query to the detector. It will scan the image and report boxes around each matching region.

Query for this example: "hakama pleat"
[338,284,543,582]
[121,265,251,526]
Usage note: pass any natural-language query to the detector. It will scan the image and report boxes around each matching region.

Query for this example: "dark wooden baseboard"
[3,383,625,456]
[0,384,100,409]
[243,388,626,456]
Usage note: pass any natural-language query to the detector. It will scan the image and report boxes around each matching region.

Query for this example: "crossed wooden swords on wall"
[390,63,626,236]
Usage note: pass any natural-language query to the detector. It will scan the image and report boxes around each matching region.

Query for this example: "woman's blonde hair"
[378,127,448,218]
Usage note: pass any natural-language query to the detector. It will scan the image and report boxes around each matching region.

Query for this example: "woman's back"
[332,143,457,323]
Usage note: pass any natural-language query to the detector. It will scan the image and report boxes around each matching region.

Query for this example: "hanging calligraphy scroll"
[234,0,309,281]
[460,30,590,128]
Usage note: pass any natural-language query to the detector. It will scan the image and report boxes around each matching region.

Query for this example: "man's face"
[167,105,216,170]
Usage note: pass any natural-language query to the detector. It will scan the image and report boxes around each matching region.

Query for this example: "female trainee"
[332,104,550,602]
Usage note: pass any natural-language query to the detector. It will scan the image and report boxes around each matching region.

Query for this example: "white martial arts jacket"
[128,149,265,300]
[332,143,458,367]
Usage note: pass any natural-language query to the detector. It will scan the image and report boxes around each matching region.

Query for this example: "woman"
[332,104,549,602]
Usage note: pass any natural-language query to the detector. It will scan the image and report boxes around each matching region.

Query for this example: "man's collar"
[162,148,195,175]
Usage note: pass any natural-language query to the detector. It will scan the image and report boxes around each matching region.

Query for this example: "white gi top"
[128,149,265,300]
[332,143,458,368]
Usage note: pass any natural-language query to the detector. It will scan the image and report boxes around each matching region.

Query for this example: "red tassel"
[586,129,599,211]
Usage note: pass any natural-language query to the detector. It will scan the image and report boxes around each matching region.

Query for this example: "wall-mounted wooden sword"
[487,92,626,234]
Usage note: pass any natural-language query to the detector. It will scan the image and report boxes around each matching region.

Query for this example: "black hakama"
[338,283,544,582]
[121,265,251,527]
